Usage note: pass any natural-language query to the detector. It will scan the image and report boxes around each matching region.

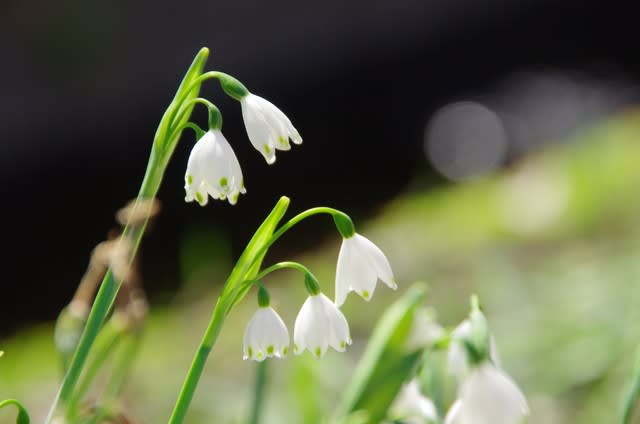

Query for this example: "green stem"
[235,206,343,293]
[45,47,209,423]
[248,361,268,424]
[268,207,344,248]
[225,207,343,307]
[66,319,126,418]
[104,333,142,399]
[46,145,166,423]
[168,298,228,424]
[167,72,227,132]
[620,351,640,424]
[253,261,314,282]
[168,203,341,423]
[168,98,219,140]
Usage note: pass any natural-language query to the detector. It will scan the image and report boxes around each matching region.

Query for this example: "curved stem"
[175,122,205,140]
[166,72,226,132]
[271,207,344,244]
[168,98,218,140]
[249,207,343,275]
[254,261,314,282]
[225,207,345,312]
[225,207,343,309]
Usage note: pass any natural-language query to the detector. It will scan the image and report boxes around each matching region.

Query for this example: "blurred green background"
[2,110,640,422]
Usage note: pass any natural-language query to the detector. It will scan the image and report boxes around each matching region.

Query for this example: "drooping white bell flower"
[390,379,439,423]
[243,306,290,361]
[184,130,246,206]
[335,233,396,307]
[447,319,500,379]
[240,93,302,164]
[293,292,351,358]
[454,362,529,424]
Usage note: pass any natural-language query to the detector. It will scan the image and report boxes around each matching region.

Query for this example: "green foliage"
[155,47,210,153]
[333,284,427,423]
[0,399,30,424]
[226,196,291,311]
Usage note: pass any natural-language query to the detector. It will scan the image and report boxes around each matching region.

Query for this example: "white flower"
[184,129,246,206]
[293,293,351,358]
[243,306,290,361]
[240,93,302,164]
[335,233,396,306]
[453,363,529,424]
[406,308,446,350]
[391,379,439,423]
[447,320,500,379]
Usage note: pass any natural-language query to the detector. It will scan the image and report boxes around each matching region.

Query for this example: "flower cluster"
[243,281,352,361]
[443,303,529,424]
[184,75,302,206]
[391,299,528,424]
[178,69,398,361]
[243,230,396,361]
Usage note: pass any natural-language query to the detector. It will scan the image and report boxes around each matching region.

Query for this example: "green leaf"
[223,196,290,310]
[154,47,210,151]
[332,283,428,424]
[0,399,30,424]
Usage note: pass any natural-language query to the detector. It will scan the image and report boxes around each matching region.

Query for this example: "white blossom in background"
[184,130,246,206]
[293,293,351,358]
[243,306,290,361]
[447,319,500,379]
[240,93,302,164]
[451,362,529,424]
[390,379,439,424]
[335,233,396,306]
[407,308,446,350]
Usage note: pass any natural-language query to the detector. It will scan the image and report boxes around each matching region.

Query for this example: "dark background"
[1,0,638,334]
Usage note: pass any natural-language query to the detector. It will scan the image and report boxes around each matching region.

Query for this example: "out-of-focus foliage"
[2,110,640,423]
[333,284,426,423]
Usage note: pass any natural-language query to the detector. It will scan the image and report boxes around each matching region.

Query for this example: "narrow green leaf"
[333,283,428,423]
[154,47,210,150]
[223,196,290,309]
[0,399,30,424]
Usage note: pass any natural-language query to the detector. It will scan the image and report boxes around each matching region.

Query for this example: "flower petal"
[458,363,528,424]
[294,294,349,357]
[184,130,246,206]
[243,307,290,361]
[354,234,396,289]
